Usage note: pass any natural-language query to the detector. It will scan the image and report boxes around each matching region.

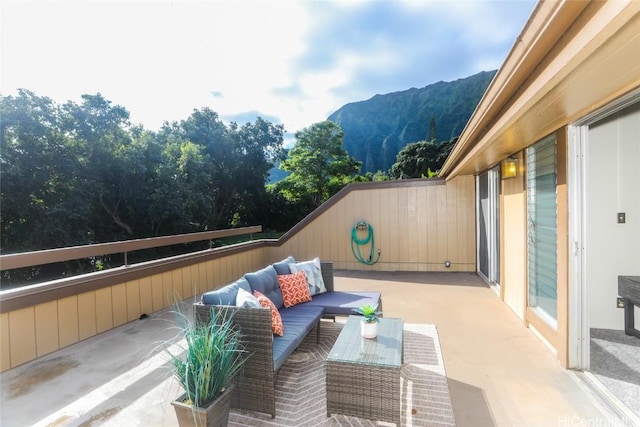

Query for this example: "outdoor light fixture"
[501,157,518,179]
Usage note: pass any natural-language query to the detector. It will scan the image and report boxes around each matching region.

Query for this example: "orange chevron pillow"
[278,270,312,308]
[253,290,284,336]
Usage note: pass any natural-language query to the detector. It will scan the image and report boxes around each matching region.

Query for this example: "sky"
[1,0,536,142]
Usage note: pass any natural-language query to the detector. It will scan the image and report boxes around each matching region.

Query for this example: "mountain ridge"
[327,70,496,173]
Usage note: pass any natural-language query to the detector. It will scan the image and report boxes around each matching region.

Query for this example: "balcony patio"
[0,269,616,427]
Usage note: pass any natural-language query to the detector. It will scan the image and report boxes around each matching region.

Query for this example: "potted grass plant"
[353,303,382,339]
[167,305,245,427]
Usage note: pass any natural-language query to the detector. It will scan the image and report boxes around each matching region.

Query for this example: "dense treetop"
[1,90,293,288]
[0,91,369,284]
[271,121,362,208]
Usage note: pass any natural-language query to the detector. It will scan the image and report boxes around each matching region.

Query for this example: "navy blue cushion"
[305,291,381,316]
[272,256,296,275]
[201,283,239,305]
[244,265,284,308]
[272,305,324,371]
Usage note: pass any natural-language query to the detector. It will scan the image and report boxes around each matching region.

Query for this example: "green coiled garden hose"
[350,220,381,265]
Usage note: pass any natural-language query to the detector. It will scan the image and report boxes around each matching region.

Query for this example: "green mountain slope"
[327,70,496,173]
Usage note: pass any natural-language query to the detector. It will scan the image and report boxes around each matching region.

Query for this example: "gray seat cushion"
[272,305,324,371]
[305,291,381,316]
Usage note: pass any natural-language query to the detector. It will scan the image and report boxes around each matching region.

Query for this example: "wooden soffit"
[440,0,640,178]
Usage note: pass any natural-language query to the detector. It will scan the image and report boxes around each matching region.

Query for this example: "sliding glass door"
[527,135,558,326]
[478,166,500,286]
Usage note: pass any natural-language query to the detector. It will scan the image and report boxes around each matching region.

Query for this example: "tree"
[390,140,440,179]
[231,118,286,226]
[157,109,285,230]
[61,93,150,241]
[0,89,88,251]
[166,108,233,229]
[352,170,390,182]
[272,121,361,207]
[428,115,438,143]
[1,90,288,284]
[437,136,458,165]
[148,135,212,236]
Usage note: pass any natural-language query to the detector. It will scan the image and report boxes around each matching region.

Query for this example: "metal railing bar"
[0,226,262,271]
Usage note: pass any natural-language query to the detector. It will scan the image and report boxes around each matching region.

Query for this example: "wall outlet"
[617,297,625,308]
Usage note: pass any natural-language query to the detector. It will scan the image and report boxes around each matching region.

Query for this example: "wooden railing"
[0,226,262,270]
[0,228,270,372]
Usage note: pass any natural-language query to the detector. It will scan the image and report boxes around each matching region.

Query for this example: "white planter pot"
[360,320,378,339]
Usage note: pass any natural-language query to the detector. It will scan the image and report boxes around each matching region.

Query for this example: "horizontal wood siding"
[0,247,266,371]
[275,177,476,271]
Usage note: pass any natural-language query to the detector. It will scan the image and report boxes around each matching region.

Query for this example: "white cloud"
[1,0,535,133]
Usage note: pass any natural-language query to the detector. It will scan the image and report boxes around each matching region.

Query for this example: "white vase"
[360,320,378,339]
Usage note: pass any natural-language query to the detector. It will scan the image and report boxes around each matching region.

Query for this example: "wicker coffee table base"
[325,316,403,425]
[326,360,400,424]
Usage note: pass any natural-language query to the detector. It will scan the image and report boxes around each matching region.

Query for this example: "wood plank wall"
[270,176,476,272]
[1,248,267,371]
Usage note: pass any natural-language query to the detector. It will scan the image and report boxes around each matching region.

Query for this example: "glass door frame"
[477,166,501,287]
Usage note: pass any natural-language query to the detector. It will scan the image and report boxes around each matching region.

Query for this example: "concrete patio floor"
[0,270,622,426]
[337,271,618,426]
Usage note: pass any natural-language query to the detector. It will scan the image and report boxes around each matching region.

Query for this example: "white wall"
[586,102,640,330]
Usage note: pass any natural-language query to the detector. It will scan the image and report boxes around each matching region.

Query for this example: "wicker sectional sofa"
[193,258,382,418]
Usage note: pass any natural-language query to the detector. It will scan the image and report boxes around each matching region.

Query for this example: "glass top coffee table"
[326,315,404,425]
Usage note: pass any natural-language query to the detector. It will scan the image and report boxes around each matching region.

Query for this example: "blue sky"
[1,1,536,138]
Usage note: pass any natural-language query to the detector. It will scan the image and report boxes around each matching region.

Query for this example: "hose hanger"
[351,220,381,265]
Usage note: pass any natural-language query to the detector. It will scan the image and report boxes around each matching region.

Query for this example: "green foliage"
[352,303,382,323]
[1,89,88,252]
[351,170,390,183]
[263,187,313,231]
[428,115,438,143]
[328,70,495,174]
[0,91,285,284]
[387,136,457,180]
[423,168,438,178]
[390,140,440,179]
[157,110,286,231]
[166,306,246,408]
[436,136,457,165]
[271,121,361,208]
